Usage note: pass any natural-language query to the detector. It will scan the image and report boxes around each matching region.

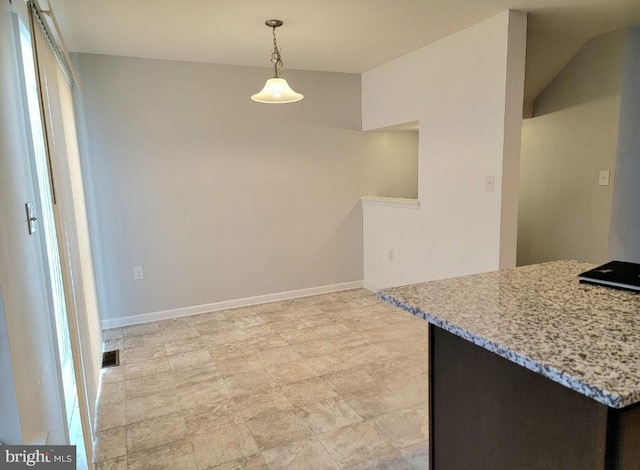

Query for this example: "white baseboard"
[363,281,380,293]
[101,280,364,329]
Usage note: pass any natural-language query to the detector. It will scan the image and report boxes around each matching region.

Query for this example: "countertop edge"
[377,291,636,409]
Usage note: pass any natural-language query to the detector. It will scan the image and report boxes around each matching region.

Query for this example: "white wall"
[361,10,527,289]
[0,0,67,444]
[0,288,21,444]
[518,31,624,266]
[73,55,375,325]
[610,27,640,263]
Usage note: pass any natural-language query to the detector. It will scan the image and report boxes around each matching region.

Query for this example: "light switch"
[599,170,610,186]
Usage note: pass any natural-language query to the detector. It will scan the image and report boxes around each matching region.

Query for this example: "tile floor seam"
[123,433,192,465]
[231,383,289,458]
[315,428,349,470]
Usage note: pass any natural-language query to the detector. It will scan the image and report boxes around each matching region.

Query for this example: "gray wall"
[609,27,640,262]
[73,54,417,322]
[518,31,624,266]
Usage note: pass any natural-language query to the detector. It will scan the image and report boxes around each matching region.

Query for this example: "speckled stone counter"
[378,260,640,409]
[379,260,640,469]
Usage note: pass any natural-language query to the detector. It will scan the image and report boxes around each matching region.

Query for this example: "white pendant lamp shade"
[251,78,303,103]
[251,19,303,104]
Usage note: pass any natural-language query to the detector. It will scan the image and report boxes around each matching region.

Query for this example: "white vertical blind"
[28,1,102,465]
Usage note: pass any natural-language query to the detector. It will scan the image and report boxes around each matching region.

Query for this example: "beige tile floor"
[94,289,429,469]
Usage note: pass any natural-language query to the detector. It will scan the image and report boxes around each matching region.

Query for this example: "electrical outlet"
[388,248,394,261]
[485,175,495,192]
[599,170,610,186]
[133,266,144,280]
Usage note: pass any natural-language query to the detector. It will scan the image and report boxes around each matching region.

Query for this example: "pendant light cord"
[270,26,284,78]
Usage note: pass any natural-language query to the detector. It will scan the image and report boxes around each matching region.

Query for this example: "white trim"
[101,280,364,329]
[360,196,420,209]
[25,431,49,445]
[363,281,380,293]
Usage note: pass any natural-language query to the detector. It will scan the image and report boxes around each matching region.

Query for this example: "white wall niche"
[362,120,419,200]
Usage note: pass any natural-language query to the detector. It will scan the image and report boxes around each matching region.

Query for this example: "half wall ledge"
[360,196,420,209]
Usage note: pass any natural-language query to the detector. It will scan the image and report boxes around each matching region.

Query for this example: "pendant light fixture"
[251,19,303,104]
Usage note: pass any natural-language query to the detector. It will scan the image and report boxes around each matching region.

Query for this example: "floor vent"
[101,350,120,368]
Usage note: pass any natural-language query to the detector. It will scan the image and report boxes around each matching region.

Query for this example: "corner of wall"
[609,26,640,262]
[499,10,527,269]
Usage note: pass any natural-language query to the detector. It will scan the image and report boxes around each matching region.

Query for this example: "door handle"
[25,202,38,235]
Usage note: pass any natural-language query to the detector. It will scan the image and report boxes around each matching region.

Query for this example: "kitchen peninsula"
[379,260,640,470]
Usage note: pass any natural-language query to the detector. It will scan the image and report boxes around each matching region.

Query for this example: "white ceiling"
[50,0,640,74]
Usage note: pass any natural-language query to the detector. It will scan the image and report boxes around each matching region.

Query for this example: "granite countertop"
[378,260,640,409]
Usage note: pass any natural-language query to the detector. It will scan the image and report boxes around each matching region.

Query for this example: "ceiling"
[51,0,640,107]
